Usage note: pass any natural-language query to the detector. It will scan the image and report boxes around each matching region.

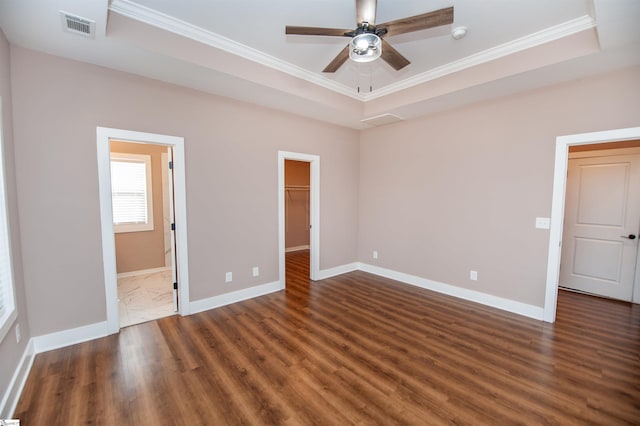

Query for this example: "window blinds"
[110,159,148,225]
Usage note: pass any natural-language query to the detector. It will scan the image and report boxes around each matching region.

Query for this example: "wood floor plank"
[13,250,640,425]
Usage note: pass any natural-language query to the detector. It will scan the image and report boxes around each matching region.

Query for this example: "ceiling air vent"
[361,113,404,127]
[60,11,95,38]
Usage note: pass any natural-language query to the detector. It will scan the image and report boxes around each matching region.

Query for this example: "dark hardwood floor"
[14,250,640,425]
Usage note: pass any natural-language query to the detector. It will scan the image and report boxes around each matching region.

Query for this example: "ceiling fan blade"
[378,6,454,37]
[380,39,410,70]
[323,45,350,73]
[356,0,377,26]
[286,26,352,36]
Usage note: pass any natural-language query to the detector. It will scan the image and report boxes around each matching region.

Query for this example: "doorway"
[544,126,640,323]
[278,151,320,287]
[110,140,176,327]
[284,160,311,281]
[97,127,191,335]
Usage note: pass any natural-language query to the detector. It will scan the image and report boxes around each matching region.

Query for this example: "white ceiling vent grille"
[60,11,95,38]
[361,113,404,127]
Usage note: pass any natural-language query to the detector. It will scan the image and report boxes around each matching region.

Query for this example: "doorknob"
[621,234,637,240]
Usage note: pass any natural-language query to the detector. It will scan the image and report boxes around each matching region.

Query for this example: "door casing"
[544,126,640,323]
[97,127,190,334]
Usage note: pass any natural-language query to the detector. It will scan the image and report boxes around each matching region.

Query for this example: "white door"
[167,147,178,312]
[162,149,178,312]
[560,153,640,300]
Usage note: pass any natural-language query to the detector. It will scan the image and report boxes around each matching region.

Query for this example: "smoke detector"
[452,26,467,40]
[60,11,95,39]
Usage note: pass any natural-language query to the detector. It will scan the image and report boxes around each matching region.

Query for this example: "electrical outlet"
[252,266,259,277]
[373,250,378,259]
[470,270,478,281]
[15,323,20,343]
[225,272,233,283]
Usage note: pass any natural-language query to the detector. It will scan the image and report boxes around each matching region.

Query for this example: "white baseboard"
[317,262,359,280]
[117,266,171,279]
[358,263,544,320]
[0,338,35,418]
[189,280,283,315]
[32,321,111,354]
[285,245,309,253]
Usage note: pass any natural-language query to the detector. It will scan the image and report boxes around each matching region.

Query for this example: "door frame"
[544,126,640,323]
[278,151,320,284]
[97,127,190,334]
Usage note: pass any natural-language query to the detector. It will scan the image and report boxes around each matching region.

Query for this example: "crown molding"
[361,15,597,101]
[109,0,360,99]
[109,1,595,104]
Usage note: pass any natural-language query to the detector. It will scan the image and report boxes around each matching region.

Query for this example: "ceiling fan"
[285,0,454,72]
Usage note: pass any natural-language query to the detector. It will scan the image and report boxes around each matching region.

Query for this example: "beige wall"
[0,30,29,414]
[3,39,640,397]
[111,141,167,273]
[285,160,310,249]
[10,47,359,336]
[358,66,640,308]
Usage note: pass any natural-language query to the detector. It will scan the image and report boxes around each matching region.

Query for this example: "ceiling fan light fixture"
[349,33,382,63]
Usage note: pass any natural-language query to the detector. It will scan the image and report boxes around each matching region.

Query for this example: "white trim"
[359,263,544,320]
[278,151,320,284]
[109,0,358,100]
[0,97,17,345]
[116,266,171,279]
[317,262,359,280]
[0,339,34,419]
[285,245,309,253]
[109,0,594,102]
[97,127,191,336]
[189,280,282,315]
[362,15,595,101]
[32,321,110,354]
[545,127,640,322]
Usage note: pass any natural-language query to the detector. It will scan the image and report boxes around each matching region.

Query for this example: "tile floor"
[117,269,175,328]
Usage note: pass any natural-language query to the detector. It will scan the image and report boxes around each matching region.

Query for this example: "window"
[0,98,17,343]
[110,153,154,233]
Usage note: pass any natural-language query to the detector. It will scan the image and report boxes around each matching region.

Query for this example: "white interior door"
[167,147,178,312]
[560,153,640,300]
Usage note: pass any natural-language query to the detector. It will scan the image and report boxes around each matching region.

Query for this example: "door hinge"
[173,282,178,290]
[171,223,175,231]
[169,160,173,170]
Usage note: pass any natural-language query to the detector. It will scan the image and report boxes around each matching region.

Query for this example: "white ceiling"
[0,0,639,129]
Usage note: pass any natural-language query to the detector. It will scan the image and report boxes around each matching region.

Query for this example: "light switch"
[535,217,550,229]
